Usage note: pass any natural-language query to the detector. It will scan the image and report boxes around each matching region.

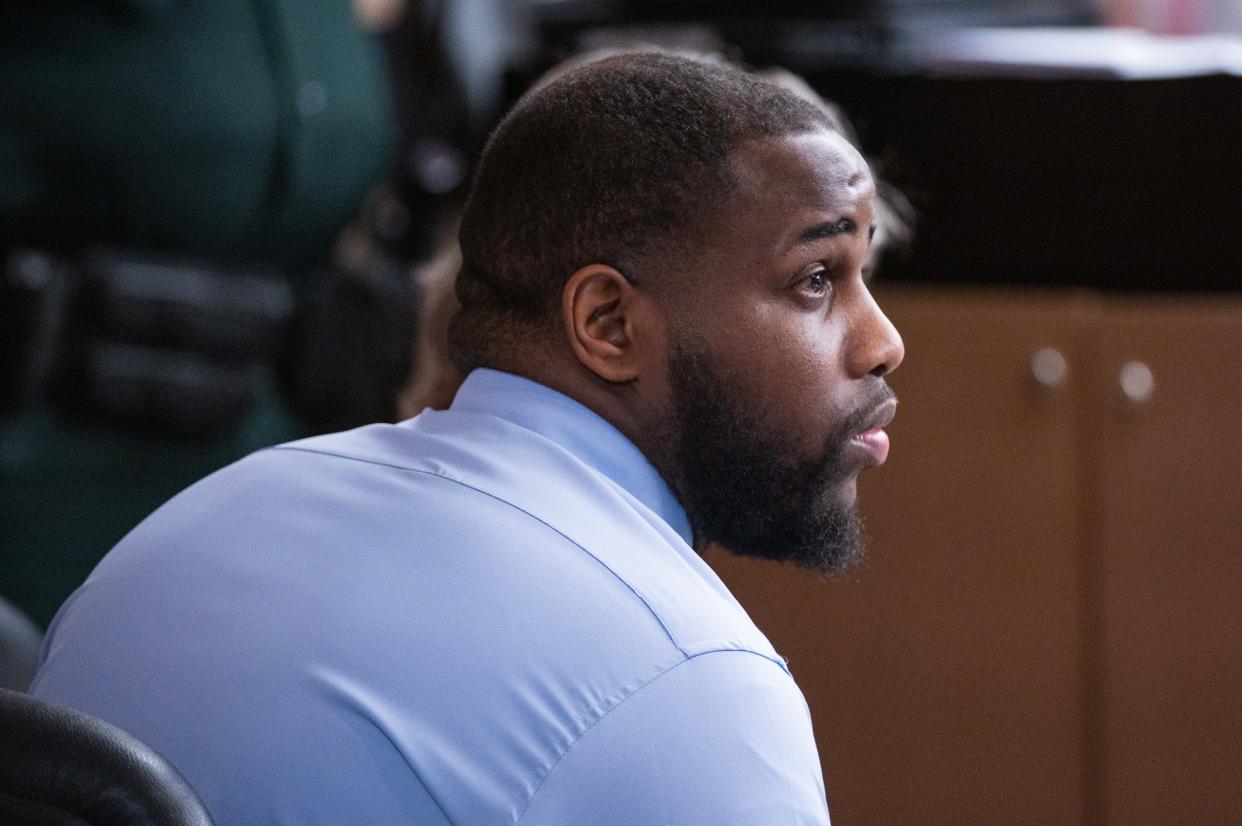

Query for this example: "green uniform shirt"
[0,0,395,265]
[0,0,396,625]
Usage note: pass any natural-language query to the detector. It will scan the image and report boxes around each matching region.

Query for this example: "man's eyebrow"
[791,218,859,248]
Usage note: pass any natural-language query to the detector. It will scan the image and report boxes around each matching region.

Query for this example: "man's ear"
[561,264,649,383]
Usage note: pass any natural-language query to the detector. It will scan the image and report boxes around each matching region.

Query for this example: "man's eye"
[799,270,830,295]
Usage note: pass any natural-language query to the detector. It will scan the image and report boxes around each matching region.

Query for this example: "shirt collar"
[449,369,694,547]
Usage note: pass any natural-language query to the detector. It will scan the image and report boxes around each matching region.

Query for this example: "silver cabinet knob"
[1119,360,1155,408]
[1030,347,1068,393]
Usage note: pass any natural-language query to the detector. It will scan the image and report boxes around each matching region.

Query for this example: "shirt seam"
[514,648,791,823]
[267,444,690,656]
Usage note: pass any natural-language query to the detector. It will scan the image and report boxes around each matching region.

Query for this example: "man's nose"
[846,288,905,379]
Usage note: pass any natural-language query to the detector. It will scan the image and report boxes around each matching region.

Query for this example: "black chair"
[0,688,213,825]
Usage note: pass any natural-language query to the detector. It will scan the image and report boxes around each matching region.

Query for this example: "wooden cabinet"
[1092,299,1242,825]
[706,286,1242,825]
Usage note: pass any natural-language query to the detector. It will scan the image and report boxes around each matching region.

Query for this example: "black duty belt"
[2,249,293,436]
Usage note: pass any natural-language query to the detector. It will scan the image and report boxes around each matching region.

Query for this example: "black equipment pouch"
[3,249,293,437]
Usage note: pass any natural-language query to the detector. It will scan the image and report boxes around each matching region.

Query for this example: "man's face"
[663,129,904,573]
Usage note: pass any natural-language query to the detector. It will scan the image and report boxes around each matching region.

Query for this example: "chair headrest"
[0,688,213,825]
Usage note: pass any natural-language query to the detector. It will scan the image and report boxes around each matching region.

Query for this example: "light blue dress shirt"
[33,369,830,824]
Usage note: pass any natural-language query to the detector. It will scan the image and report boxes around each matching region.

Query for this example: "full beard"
[667,342,875,575]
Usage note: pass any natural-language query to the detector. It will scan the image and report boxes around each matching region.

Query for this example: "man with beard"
[33,52,903,824]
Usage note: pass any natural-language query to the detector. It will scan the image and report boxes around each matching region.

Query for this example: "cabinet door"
[707,286,1097,825]
[1093,297,1242,826]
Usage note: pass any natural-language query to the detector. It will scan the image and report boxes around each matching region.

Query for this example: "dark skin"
[516,129,904,551]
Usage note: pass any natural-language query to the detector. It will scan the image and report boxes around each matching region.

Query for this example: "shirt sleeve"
[517,650,830,825]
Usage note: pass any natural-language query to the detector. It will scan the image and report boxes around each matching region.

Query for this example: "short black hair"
[449,51,835,373]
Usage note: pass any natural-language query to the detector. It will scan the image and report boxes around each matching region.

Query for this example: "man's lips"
[848,397,898,468]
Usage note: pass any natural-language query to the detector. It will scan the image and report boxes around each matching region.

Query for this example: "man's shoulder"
[236,414,780,656]
[35,411,796,823]
[83,411,777,657]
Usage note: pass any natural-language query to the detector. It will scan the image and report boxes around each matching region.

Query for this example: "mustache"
[835,382,898,442]
[806,382,898,480]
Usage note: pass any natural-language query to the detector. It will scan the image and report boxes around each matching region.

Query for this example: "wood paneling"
[1092,297,1242,825]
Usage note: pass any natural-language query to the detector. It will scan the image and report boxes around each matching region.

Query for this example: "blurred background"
[1,0,1240,823]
